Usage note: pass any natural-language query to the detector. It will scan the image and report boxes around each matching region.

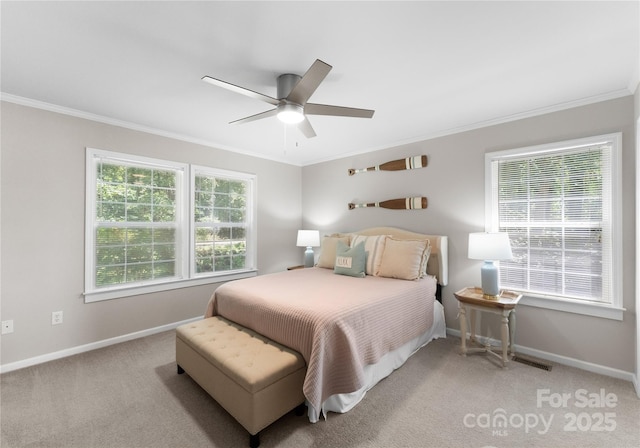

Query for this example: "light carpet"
[1,330,638,447]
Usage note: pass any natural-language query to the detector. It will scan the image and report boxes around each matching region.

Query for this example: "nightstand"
[454,287,522,367]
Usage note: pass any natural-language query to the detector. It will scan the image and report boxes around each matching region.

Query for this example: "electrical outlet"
[52,311,63,325]
[1,320,14,334]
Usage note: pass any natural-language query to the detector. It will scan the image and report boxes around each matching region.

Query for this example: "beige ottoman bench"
[176,316,307,448]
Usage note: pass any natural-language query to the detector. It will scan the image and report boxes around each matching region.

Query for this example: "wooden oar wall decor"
[348,154,428,211]
[348,155,427,176]
[348,197,427,210]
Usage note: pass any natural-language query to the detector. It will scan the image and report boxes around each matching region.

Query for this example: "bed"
[204,227,448,422]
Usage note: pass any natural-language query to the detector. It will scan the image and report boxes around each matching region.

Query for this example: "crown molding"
[2,89,633,168]
[0,93,301,166]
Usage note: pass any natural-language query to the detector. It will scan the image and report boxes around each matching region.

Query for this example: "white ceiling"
[2,1,638,166]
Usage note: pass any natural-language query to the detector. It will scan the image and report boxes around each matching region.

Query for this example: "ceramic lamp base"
[480,260,500,298]
[303,247,315,268]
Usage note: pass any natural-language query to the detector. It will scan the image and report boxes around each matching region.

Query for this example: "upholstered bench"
[176,316,307,448]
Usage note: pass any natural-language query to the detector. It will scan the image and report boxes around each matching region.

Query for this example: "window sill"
[84,270,258,303]
[519,293,625,321]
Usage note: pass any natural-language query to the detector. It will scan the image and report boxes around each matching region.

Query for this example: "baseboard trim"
[0,316,201,374]
[2,322,636,385]
[446,327,636,384]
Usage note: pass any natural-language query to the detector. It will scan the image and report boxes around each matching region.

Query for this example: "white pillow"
[378,238,431,280]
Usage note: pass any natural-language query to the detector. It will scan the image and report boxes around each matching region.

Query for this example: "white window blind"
[486,134,621,309]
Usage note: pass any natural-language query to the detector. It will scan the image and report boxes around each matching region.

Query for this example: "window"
[191,166,255,276]
[92,155,185,288]
[85,149,256,302]
[485,133,623,320]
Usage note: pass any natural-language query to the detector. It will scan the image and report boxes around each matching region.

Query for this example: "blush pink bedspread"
[205,267,436,415]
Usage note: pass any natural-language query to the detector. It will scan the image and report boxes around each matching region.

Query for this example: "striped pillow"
[350,234,388,276]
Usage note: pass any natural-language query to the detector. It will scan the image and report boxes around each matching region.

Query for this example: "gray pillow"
[334,241,366,278]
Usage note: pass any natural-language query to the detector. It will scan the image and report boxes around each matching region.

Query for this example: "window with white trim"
[85,149,256,302]
[191,166,255,276]
[485,133,623,319]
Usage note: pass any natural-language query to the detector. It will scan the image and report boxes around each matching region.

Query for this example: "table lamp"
[296,230,320,268]
[468,232,513,299]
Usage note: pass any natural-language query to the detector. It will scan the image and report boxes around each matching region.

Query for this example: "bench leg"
[249,432,260,448]
[177,364,185,374]
[294,403,306,416]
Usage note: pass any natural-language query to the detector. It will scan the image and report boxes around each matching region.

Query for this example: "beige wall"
[302,95,636,373]
[1,95,636,375]
[0,101,302,366]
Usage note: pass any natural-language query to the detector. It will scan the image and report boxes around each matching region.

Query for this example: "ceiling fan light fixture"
[203,59,374,138]
[277,103,304,124]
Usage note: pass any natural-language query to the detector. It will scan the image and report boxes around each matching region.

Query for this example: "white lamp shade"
[468,232,513,261]
[296,230,320,247]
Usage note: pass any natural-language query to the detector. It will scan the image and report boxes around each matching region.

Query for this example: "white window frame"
[190,165,257,278]
[85,149,257,302]
[485,133,624,320]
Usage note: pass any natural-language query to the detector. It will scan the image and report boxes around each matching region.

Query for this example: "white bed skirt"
[308,300,447,422]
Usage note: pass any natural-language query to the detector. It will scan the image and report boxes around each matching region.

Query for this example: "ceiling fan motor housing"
[277,74,302,101]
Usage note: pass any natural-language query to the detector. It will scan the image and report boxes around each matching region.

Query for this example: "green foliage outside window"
[88,151,254,296]
[95,162,178,287]
[194,174,248,274]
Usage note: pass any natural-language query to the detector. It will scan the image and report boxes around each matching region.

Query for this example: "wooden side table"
[287,265,305,270]
[454,287,522,367]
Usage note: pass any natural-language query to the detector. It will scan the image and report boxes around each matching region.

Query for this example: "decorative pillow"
[418,239,432,277]
[350,234,387,276]
[378,238,431,280]
[316,235,351,269]
[334,241,366,278]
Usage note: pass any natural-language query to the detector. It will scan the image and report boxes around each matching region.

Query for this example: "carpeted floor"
[1,330,639,447]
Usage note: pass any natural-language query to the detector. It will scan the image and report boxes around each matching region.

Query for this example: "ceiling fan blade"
[229,108,278,125]
[297,117,317,138]
[202,76,280,106]
[286,59,332,105]
[305,103,375,119]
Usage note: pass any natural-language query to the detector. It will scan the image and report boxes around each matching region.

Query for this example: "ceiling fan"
[202,59,375,138]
